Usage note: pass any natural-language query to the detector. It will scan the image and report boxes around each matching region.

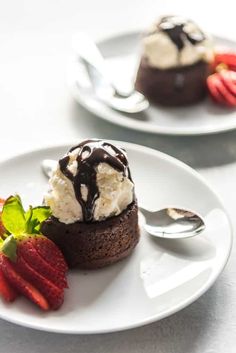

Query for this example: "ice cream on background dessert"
[41,139,140,269]
[135,15,215,106]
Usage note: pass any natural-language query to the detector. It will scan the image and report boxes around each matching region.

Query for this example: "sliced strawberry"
[220,70,236,96]
[207,72,236,107]
[17,239,68,289]
[207,74,225,104]
[215,76,236,106]
[214,52,236,71]
[0,195,68,311]
[17,255,63,310]
[32,237,68,273]
[0,269,18,302]
[0,254,49,310]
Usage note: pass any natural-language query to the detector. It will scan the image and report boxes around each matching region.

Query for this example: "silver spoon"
[72,33,149,114]
[139,207,205,239]
[41,159,205,239]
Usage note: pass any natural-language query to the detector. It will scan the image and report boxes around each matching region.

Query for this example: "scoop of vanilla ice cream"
[93,162,133,221]
[144,32,178,69]
[143,16,215,69]
[44,165,82,224]
[44,147,134,224]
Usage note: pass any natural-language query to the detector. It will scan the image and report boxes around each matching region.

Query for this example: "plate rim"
[67,30,236,136]
[0,140,233,334]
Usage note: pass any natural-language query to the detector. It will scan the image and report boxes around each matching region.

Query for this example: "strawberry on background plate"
[207,68,236,107]
[206,50,236,107]
[213,52,236,72]
[0,195,68,310]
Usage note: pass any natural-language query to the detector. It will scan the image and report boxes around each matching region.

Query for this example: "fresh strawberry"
[0,198,5,237]
[17,238,68,289]
[0,269,18,302]
[16,255,63,309]
[207,74,225,104]
[0,195,68,311]
[215,78,236,106]
[214,52,236,72]
[220,70,236,96]
[207,70,236,107]
[0,254,49,310]
[30,237,68,274]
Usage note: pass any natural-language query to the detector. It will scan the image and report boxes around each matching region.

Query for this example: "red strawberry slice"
[220,70,236,96]
[17,255,63,310]
[214,75,236,106]
[0,254,49,310]
[217,77,236,107]
[0,269,18,302]
[207,71,236,107]
[207,75,225,104]
[17,238,68,289]
[214,52,236,71]
[33,237,68,273]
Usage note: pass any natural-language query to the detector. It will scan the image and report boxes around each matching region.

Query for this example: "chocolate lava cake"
[41,200,139,269]
[135,16,214,106]
[41,139,140,269]
[136,58,211,106]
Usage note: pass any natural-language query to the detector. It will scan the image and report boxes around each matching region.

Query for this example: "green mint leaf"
[25,206,51,234]
[1,195,26,235]
[25,205,33,233]
[1,235,17,262]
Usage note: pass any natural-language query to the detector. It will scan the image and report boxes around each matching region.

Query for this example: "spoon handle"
[72,32,113,86]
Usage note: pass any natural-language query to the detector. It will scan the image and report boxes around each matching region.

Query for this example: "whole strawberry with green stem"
[0,195,68,310]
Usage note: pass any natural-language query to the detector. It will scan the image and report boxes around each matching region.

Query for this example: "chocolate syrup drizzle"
[59,139,132,222]
[152,16,205,51]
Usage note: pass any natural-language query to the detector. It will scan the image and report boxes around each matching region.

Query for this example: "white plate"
[68,32,236,136]
[0,142,232,333]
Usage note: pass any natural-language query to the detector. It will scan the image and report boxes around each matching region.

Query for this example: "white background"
[0,1,236,352]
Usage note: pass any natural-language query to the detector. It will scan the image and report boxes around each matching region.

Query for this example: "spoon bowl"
[100,90,149,114]
[139,207,205,239]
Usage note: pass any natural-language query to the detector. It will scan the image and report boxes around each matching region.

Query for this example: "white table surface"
[0,0,236,352]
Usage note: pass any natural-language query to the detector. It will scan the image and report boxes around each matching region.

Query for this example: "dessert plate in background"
[0,141,232,333]
[68,32,236,135]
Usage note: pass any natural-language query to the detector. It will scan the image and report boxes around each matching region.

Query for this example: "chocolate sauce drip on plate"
[153,16,205,51]
[59,139,132,222]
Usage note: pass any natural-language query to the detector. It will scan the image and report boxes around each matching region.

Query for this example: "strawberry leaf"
[25,206,51,234]
[1,195,26,235]
[1,235,17,262]
[25,205,33,233]
[1,195,51,237]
